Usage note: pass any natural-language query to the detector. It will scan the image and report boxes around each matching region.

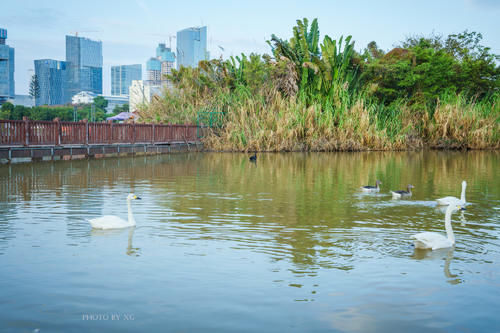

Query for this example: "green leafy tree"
[93,96,108,110]
[0,102,14,119]
[360,31,499,105]
[29,75,40,105]
[268,18,358,108]
[112,103,129,115]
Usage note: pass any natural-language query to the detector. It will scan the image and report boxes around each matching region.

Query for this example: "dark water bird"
[249,153,257,162]
[391,184,414,199]
[361,180,381,192]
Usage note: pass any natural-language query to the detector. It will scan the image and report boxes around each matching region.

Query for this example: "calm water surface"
[0,151,499,332]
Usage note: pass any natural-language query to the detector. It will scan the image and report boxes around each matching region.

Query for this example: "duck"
[436,180,467,206]
[412,203,465,250]
[89,193,141,229]
[391,184,414,199]
[249,153,257,162]
[361,180,382,192]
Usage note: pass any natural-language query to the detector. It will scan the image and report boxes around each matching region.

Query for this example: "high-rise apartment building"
[111,64,142,96]
[176,26,208,69]
[146,57,162,83]
[156,43,175,63]
[156,43,175,87]
[0,28,15,104]
[65,35,103,100]
[34,59,68,106]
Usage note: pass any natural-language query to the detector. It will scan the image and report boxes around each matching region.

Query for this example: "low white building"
[101,95,128,113]
[72,91,97,105]
[12,95,34,107]
[129,80,162,112]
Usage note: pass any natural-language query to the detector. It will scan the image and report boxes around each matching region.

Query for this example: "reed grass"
[140,87,498,151]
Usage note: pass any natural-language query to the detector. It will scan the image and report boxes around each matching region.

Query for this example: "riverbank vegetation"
[141,18,499,150]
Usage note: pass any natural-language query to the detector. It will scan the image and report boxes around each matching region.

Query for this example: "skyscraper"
[65,35,103,100]
[0,28,15,104]
[146,43,176,87]
[111,64,142,96]
[146,57,162,83]
[156,43,175,86]
[34,59,68,106]
[156,43,175,63]
[176,26,208,69]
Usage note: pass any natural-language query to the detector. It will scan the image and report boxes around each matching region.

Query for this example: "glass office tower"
[0,28,15,104]
[176,26,208,69]
[111,64,142,96]
[34,59,68,106]
[65,35,102,101]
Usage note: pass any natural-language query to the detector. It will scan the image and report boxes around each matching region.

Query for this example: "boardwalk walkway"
[0,118,205,163]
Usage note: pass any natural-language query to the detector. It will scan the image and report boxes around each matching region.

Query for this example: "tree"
[29,75,40,105]
[112,103,129,115]
[0,102,14,119]
[93,96,108,110]
[360,31,500,105]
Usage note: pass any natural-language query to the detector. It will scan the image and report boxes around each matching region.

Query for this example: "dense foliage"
[0,96,123,122]
[141,19,499,150]
[360,31,499,105]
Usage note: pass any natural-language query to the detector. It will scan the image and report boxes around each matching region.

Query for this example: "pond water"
[0,151,499,332]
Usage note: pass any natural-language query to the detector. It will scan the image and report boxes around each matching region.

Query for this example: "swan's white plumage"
[88,193,140,229]
[436,196,462,206]
[412,204,461,250]
[412,231,454,250]
[89,215,133,229]
[436,180,467,206]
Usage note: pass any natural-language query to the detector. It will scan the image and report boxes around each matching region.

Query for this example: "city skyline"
[1,0,499,96]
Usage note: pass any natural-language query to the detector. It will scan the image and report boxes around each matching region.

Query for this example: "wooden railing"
[0,118,204,146]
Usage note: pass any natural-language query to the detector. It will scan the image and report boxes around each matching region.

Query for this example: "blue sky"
[1,0,499,95]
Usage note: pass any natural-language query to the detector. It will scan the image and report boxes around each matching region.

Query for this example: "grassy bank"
[139,19,499,151]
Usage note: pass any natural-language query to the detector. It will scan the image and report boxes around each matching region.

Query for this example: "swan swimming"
[412,203,465,250]
[391,184,414,199]
[436,180,467,206]
[361,180,382,192]
[89,193,141,229]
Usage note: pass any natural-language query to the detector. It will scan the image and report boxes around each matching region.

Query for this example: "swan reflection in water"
[412,246,462,284]
[90,227,141,257]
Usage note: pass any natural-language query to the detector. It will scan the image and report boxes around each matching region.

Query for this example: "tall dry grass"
[139,77,499,152]
[203,94,412,152]
[426,94,500,149]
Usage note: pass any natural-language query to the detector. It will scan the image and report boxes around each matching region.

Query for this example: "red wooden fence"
[0,118,201,146]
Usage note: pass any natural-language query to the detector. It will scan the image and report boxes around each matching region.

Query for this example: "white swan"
[412,203,464,250]
[436,180,467,206]
[89,193,141,229]
[361,180,382,192]
[391,184,414,199]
